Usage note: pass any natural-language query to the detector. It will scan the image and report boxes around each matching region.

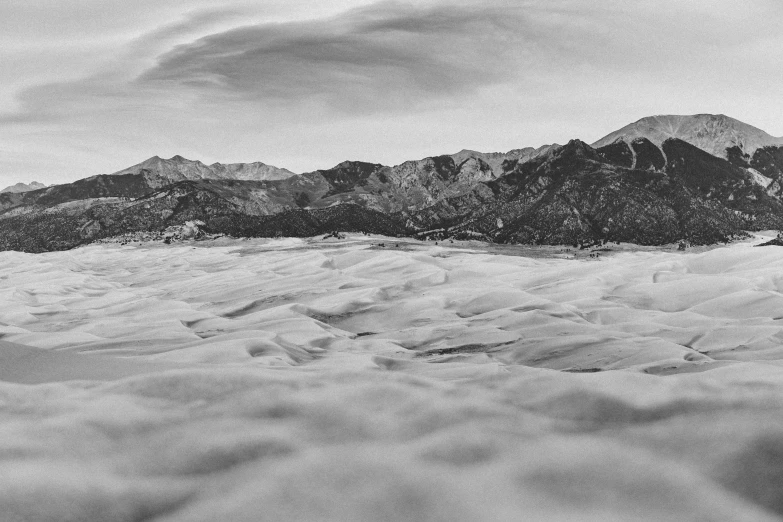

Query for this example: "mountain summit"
[110,155,296,187]
[0,181,47,193]
[593,114,783,159]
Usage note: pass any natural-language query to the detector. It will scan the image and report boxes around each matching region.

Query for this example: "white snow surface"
[3,235,783,520]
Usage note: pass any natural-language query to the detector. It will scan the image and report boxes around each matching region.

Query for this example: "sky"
[1,0,783,185]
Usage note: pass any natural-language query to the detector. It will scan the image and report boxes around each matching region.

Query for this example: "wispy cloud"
[1,0,782,183]
[7,0,783,124]
[0,5,256,124]
[137,2,537,113]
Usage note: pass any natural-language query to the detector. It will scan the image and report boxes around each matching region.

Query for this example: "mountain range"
[2,114,783,253]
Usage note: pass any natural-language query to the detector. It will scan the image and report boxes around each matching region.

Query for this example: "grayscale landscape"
[2,1,783,521]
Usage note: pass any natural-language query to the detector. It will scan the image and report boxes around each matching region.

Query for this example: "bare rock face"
[163,220,206,242]
[180,220,205,240]
[449,146,558,178]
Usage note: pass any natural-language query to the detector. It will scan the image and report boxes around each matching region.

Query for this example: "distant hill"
[1,181,46,193]
[2,114,783,252]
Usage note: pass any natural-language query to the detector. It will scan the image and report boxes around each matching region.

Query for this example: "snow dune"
[2,235,783,520]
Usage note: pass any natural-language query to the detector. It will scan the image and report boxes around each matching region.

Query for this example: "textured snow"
[2,235,783,520]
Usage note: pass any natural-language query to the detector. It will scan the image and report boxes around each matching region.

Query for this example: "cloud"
[8,0,783,124]
[2,0,783,184]
[136,2,537,113]
[0,5,259,124]
[131,0,783,117]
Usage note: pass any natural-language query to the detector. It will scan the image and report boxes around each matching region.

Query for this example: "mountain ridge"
[109,155,298,187]
[2,113,783,252]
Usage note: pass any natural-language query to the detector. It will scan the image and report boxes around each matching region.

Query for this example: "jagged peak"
[564,139,595,154]
[133,155,163,166]
[506,147,536,155]
[534,143,561,155]
[107,154,295,182]
[329,160,382,170]
[529,139,600,165]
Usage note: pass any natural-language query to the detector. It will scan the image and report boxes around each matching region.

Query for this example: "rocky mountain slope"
[593,114,783,159]
[724,144,783,198]
[405,137,783,245]
[449,145,559,178]
[3,114,783,252]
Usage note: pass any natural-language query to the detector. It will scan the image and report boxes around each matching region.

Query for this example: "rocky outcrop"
[449,146,557,178]
[168,220,205,241]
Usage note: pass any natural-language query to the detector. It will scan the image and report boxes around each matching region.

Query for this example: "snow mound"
[2,234,783,520]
